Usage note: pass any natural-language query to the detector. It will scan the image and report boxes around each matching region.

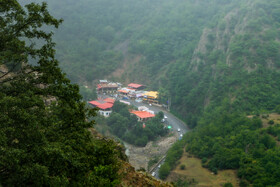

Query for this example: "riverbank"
[124,132,178,171]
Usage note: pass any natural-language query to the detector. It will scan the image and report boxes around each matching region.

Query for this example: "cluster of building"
[118,83,159,104]
[89,80,159,119]
[96,80,120,94]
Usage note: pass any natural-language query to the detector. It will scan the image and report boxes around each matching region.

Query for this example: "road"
[128,99,188,134]
[126,98,189,179]
[98,94,189,179]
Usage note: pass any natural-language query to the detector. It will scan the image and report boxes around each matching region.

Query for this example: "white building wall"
[99,110,112,117]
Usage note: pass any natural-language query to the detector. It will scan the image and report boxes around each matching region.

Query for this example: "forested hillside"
[39,1,280,186]
[10,0,280,186]
[34,0,280,124]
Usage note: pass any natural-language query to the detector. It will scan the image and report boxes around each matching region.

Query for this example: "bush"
[180,164,186,170]
[262,114,268,119]
[274,105,280,114]
[137,167,146,172]
[223,183,233,187]
[268,120,274,125]
[158,164,171,179]
[211,167,218,175]
[239,179,250,187]
[202,157,208,164]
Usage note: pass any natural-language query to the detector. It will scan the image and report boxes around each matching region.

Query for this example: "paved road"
[126,99,189,179]
[128,99,189,134]
[99,95,189,179]
[152,158,165,178]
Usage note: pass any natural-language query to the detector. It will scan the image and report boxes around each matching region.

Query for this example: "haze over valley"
[1,0,280,186]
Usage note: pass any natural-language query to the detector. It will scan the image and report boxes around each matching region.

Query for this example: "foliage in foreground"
[0,1,121,185]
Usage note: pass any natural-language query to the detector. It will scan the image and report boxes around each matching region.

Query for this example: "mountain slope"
[37,0,280,125]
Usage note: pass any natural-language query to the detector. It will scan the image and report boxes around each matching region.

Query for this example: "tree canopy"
[0,1,122,185]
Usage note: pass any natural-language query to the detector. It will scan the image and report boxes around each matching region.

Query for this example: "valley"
[3,0,280,186]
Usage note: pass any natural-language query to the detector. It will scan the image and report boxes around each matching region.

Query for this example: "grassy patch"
[260,113,280,128]
[248,113,280,128]
[166,152,239,187]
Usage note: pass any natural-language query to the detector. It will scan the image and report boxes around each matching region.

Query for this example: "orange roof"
[88,100,113,110]
[97,103,113,110]
[130,110,155,119]
[128,83,143,89]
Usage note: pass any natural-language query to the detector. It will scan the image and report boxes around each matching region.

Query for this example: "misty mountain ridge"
[37,0,280,123]
[8,0,280,186]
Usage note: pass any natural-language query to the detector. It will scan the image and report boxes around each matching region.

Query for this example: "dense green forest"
[13,0,280,186]
[96,101,168,146]
[32,0,280,123]
[185,111,280,186]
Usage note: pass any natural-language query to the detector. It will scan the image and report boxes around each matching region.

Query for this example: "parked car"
[135,99,142,102]
[177,128,181,132]
[152,172,155,176]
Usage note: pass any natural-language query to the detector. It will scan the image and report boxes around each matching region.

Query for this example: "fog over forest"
[2,0,280,186]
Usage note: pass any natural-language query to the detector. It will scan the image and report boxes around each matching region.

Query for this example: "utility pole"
[169,96,171,111]
[168,96,171,111]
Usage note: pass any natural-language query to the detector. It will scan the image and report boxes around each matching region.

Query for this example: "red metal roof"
[97,103,113,110]
[88,100,113,110]
[97,84,102,89]
[88,100,101,106]
[128,83,143,89]
[130,110,155,119]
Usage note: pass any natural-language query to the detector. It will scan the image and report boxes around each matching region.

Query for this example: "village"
[88,79,163,122]
[86,80,186,172]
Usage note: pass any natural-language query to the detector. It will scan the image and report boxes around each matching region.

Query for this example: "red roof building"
[88,100,113,110]
[88,98,115,117]
[128,83,145,90]
[96,83,118,94]
[130,110,155,122]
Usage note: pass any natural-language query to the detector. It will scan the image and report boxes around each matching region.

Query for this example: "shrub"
[202,157,208,164]
[223,183,233,187]
[212,167,218,175]
[180,164,186,170]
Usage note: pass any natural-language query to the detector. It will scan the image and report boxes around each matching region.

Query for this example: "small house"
[89,98,115,117]
[130,110,155,122]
